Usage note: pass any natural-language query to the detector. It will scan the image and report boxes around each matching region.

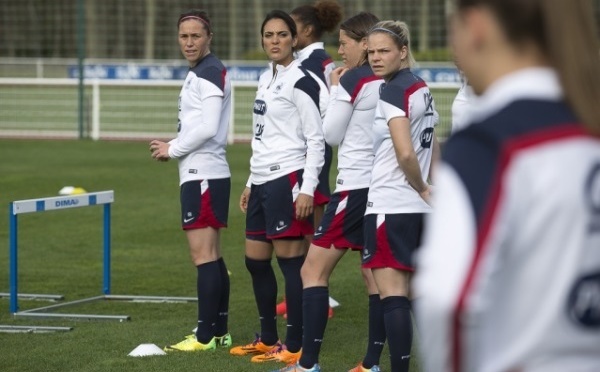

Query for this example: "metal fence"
[1,0,456,61]
[1,0,598,141]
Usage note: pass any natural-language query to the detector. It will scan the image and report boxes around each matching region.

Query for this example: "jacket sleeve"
[413,162,477,372]
[293,76,325,196]
[168,76,224,158]
[322,85,354,146]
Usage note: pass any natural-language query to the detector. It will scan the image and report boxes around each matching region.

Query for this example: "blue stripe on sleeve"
[294,75,321,113]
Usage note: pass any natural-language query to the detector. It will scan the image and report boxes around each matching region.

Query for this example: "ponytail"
[543,0,600,133]
[290,0,343,39]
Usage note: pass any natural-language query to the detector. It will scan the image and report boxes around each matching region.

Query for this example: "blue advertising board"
[68,63,460,83]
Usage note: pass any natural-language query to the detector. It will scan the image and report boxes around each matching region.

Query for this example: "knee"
[301,257,328,287]
[245,256,272,275]
[190,250,219,266]
[300,261,314,283]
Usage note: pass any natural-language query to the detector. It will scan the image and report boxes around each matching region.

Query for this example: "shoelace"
[248,333,261,347]
[264,343,284,357]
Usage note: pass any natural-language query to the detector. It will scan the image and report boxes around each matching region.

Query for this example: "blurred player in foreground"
[414,0,600,371]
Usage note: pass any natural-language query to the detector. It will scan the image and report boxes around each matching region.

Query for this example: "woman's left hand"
[295,193,314,220]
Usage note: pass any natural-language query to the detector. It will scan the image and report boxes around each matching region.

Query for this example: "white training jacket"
[323,63,383,192]
[414,68,600,372]
[296,42,332,119]
[366,68,438,215]
[296,41,335,90]
[248,59,325,197]
[169,53,231,185]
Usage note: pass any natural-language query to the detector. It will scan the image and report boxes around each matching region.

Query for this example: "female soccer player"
[229,9,324,366]
[273,11,384,372]
[290,0,343,227]
[363,20,439,372]
[149,9,232,352]
[275,0,343,322]
[413,0,600,371]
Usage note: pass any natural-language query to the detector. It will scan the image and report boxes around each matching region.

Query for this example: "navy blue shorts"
[362,213,424,271]
[246,170,314,241]
[180,178,230,230]
[314,143,333,206]
[312,188,368,250]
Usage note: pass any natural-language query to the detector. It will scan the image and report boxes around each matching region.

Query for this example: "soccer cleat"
[270,362,321,372]
[216,333,232,347]
[184,332,231,347]
[276,298,287,316]
[251,344,301,363]
[348,363,381,372]
[230,334,279,356]
[163,335,216,352]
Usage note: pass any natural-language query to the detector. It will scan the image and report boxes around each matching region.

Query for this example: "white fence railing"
[0,78,460,142]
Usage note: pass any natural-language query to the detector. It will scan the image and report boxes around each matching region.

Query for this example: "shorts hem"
[361,262,414,272]
[183,223,227,230]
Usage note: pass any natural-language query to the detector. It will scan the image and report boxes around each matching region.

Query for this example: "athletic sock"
[245,256,279,345]
[276,255,305,353]
[298,286,329,369]
[215,257,230,337]
[195,260,221,344]
[382,296,412,372]
[362,294,386,369]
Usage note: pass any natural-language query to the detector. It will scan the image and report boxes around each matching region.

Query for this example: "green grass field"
[0,139,421,372]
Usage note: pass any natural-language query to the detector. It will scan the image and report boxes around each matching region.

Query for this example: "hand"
[239,187,250,213]
[295,193,314,220]
[419,186,432,206]
[329,66,348,86]
[149,140,170,162]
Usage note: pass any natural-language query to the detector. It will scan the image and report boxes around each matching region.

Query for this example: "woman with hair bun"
[275,0,344,322]
[290,0,343,233]
[291,0,343,89]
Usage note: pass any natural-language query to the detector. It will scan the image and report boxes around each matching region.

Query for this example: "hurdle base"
[12,294,196,322]
[105,294,197,303]
[13,311,130,322]
[0,325,73,333]
[0,292,64,301]
[13,295,130,322]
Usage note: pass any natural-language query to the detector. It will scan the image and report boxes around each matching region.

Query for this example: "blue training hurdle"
[4,190,195,329]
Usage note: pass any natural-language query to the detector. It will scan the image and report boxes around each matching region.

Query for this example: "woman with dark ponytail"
[414,0,600,371]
